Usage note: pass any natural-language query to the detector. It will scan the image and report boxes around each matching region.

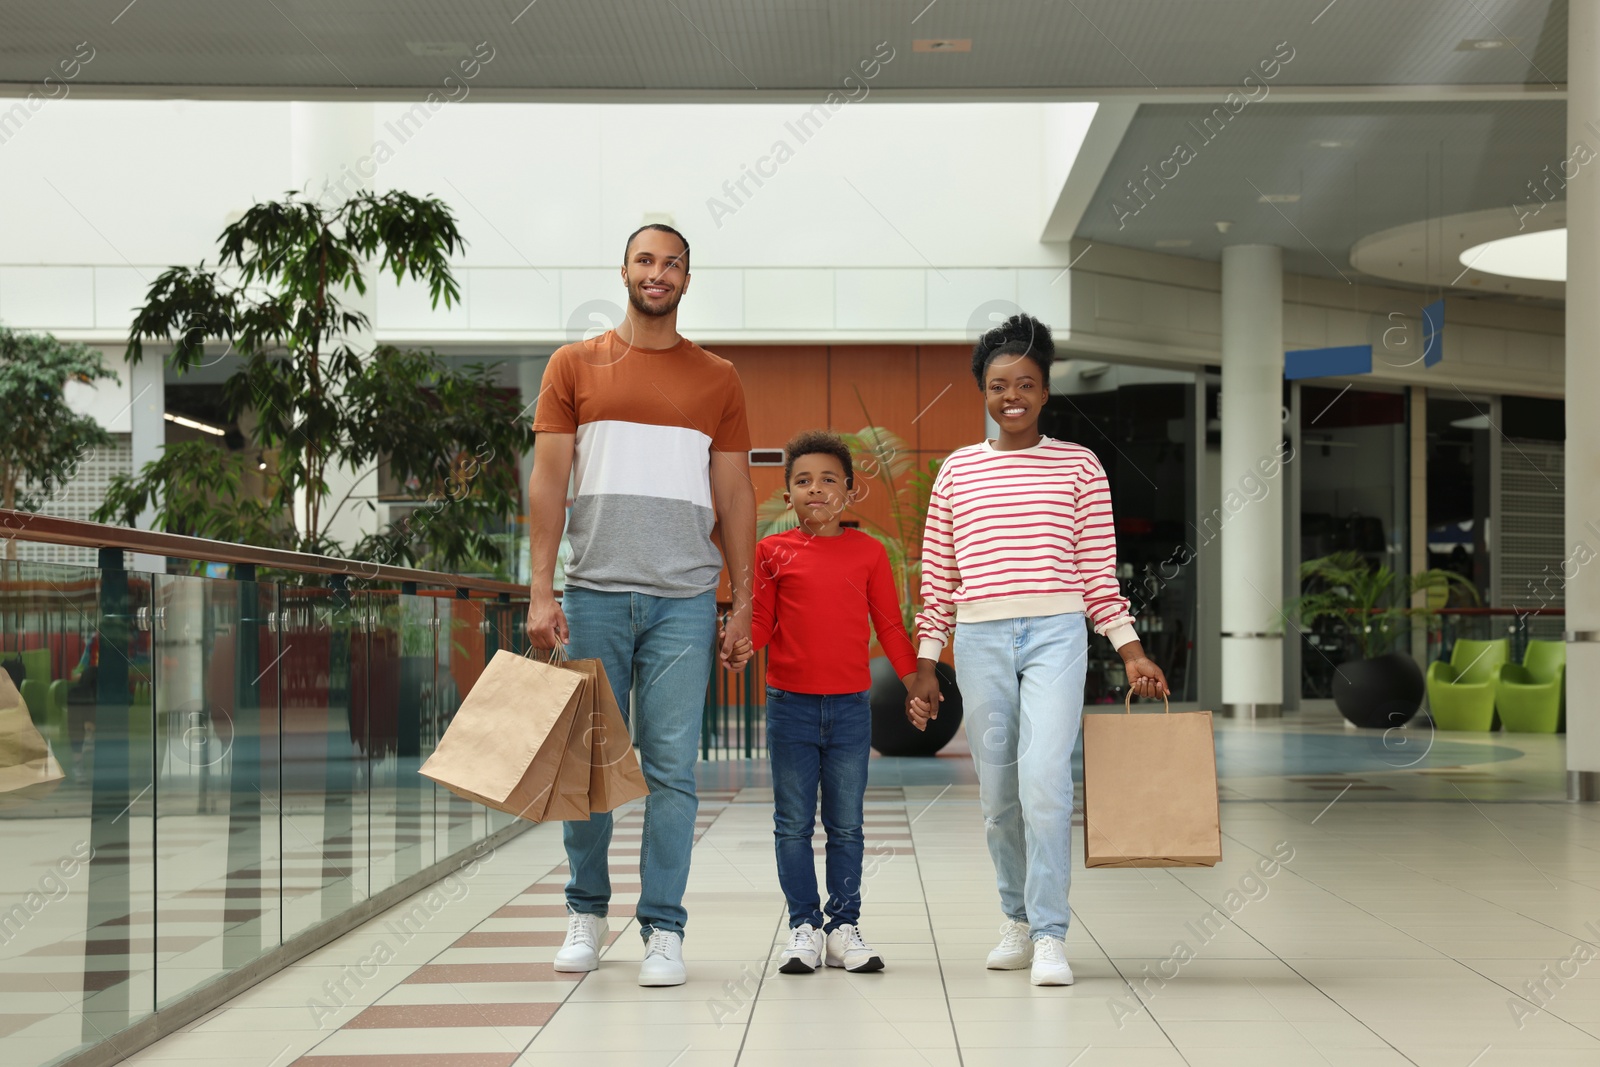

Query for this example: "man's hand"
[525,593,569,651]
[1120,641,1170,700]
[903,661,944,731]
[720,609,752,671]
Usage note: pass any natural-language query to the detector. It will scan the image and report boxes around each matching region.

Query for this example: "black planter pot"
[1332,652,1425,729]
[868,656,964,757]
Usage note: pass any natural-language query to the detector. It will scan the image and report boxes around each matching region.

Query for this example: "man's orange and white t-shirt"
[532,331,750,597]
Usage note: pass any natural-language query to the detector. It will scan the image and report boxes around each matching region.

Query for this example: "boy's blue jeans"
[954,612,1089,941]
[560,586,716,941]
[766,686,871,931]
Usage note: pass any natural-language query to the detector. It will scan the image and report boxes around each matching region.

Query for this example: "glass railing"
[0,511,531,1067]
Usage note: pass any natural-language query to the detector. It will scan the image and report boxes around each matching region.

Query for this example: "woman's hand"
[1120,641,1170,700]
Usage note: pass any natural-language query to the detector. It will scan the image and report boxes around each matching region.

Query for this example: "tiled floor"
[111,708,1600,1067]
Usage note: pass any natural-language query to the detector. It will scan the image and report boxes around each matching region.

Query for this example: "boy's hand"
[902,665,943,732]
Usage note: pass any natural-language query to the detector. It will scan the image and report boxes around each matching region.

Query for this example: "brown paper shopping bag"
[0,670,65,796]
[1082,693,1221,867]
[419,649,585,822]
[573,659,648,812]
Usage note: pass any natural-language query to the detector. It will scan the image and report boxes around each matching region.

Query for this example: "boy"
[725,430,941,974]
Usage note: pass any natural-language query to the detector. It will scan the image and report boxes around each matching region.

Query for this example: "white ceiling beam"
[1041,100,1139,243]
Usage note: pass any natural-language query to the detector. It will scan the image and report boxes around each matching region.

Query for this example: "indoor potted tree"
[756,423,963,756]
[1287,551,1479,728]
[0,324,118,558]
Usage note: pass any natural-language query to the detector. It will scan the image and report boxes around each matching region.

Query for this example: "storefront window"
[1297,385,1408,698]
[1041,366,1197,703]
[1425,395,1492,600]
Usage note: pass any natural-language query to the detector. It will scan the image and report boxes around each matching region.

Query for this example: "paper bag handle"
[524,645,567,664]
[1124,690,1171,714]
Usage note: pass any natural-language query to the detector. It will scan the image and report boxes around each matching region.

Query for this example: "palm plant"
[1286,551,1479,658]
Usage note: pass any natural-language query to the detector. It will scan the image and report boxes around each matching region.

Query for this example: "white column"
[1220,245,1284,719]
[1567,3,1600,800]
[288,103,378,553]
[127,355,166,575]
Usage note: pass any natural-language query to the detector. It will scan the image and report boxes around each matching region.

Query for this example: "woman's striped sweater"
[915,436,1138,658]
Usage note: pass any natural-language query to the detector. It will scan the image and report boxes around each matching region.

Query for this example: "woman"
[909,313,1169,986]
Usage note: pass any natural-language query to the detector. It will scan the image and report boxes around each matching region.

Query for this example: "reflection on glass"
[281,586,367,938]
[0,555,524,1067]
[153,570,283,1007]
[0,557,155,1065]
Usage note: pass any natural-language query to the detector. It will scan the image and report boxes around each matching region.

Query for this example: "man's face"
[621,230,690,318]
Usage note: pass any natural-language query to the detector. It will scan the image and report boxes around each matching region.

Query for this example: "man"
[525,224,755,987]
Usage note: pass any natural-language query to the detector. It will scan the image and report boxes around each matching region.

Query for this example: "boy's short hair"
[783,430,854,489]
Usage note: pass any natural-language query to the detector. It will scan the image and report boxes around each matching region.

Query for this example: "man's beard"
[626,278,683,318]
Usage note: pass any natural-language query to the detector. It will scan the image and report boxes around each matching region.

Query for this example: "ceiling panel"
[0,0,1570,94]
[1077,98,1565,284]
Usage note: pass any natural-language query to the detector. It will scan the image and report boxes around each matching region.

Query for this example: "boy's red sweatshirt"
[750,527,919,695]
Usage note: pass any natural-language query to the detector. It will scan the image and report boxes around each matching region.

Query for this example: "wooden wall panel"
[828,346,918,437]
[828,346,918,540]
[718,345,829,452]
[916,345,985,453]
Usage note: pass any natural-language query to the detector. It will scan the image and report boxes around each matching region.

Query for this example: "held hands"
[903,663,944,732]
[719,612,754,671]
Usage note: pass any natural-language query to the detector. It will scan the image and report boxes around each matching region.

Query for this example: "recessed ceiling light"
[1154,239,1192,248]
[912,39,971,52]
[1456,38,1517,50]
[1313,139,1353,148]
[1459,229,1566,282]
[1257,193,1300,204]
[407,41,473,57]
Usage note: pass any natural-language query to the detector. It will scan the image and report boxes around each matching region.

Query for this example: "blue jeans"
[561,586,716,940]
[766,687,871,932]
[954,612,1089,941]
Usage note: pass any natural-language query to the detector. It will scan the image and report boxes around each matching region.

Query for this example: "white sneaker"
[825,924,884,973]
[553,911,607,972]
[986,919,1033,970]
[1030,936,1074,986]
[778,923,824,974]
[638,928,687,986]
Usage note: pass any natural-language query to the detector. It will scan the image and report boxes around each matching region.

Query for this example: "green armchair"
[1426,638,1508,731]
[19,678,48,726]
[1497,639,1565,733]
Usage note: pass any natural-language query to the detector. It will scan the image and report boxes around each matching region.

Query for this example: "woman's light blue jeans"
[954,612,1089,941]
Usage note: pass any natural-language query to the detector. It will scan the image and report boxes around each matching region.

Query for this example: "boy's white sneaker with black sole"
[778,923,824,974]
[825,923,885,973]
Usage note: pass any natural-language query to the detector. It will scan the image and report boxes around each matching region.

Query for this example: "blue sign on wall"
[1284,344,1373,380]
[1422,299,1444,367]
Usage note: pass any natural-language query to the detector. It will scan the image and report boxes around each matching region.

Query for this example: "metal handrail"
[1433,606,1566,616]
[0,508,528,597]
